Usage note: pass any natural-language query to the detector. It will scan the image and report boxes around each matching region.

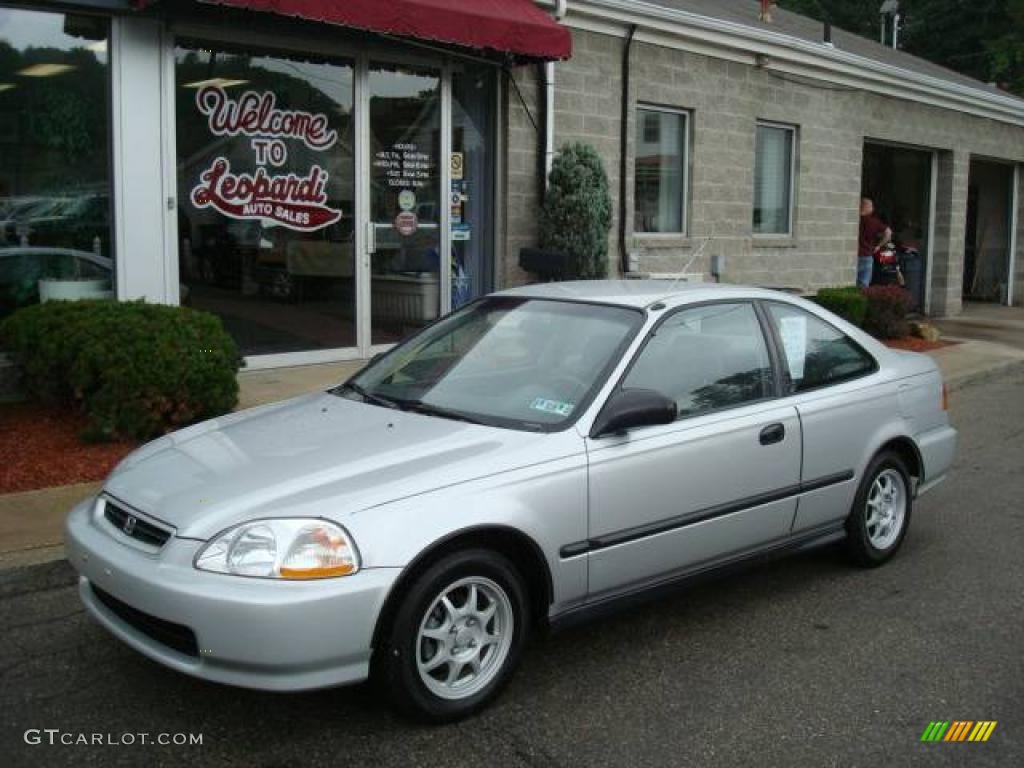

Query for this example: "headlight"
[194,519,360,579]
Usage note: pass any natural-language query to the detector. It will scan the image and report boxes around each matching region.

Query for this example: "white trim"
[160,25,179,306]
[355,53,371,355]
[753,120,798,238]
[440,60,453,314]
[926,151,939,314]
[109,16,127,302]
[556,0,1024,129]
[241,346,368,372]
[1008,164,1019,306]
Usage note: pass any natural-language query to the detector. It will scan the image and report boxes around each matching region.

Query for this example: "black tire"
[373,549,530,723]
[845,451,913,567]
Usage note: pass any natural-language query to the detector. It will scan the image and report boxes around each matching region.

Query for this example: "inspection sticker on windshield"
[530,398,574,417]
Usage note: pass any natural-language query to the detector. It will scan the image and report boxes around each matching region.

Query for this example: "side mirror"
[590,388,678,438]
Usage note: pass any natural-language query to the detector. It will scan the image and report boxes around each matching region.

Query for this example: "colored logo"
[921,721,997,742]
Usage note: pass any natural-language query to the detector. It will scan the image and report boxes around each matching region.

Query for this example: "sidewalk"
[3,335,1023,568]
[931,303,1024,390]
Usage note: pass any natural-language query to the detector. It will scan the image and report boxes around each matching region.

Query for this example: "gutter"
[541,0,567,196]
[562,0,1024,127]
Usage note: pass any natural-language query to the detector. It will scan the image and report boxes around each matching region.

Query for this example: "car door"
[761,301,889,533]
[583,301,802,597]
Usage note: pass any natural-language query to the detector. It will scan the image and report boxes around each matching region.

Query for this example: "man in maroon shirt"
[858,197,892,287]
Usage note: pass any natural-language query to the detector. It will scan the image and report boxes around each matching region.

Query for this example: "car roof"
[494,280,799,309]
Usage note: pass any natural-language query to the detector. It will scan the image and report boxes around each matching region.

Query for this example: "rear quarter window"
[766,303,877,393]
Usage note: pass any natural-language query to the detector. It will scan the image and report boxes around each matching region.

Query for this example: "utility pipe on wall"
[618,24,638,275]
[542,0,567,191]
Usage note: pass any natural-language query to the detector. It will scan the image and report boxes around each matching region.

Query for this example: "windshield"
[337,297,643,431]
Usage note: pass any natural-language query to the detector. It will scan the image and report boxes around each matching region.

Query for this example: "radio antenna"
[670,224,716,292]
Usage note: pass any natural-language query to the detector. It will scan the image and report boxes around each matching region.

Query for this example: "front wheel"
[374,549,530,722]
[845,452,913,567]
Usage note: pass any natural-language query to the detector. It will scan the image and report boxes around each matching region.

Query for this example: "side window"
[623,303,773,418]
[766,304,877,392]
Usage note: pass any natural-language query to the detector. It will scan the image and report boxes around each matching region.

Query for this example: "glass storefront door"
[368,62,442,345]
[173,38,494,360]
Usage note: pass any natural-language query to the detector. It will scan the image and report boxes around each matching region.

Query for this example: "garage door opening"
[965,160,1015,304]
[862,142,934,312]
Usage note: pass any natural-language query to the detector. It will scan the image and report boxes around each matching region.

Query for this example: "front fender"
[340,450,589,611]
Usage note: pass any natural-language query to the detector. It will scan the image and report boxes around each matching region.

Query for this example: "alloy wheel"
[415,576,514,700]
[865,468,907,550]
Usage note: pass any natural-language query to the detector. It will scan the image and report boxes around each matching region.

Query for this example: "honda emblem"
[123,516,137,536]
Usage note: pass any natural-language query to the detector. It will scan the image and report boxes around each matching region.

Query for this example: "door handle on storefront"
[366,221,377,255]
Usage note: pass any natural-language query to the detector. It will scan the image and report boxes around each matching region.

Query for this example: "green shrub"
[813,286,868,327]
[539,142,613,279]
[1,300,241,441]
[862,285,914,339]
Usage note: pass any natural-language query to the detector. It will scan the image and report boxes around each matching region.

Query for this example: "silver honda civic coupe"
[66,281,956,721]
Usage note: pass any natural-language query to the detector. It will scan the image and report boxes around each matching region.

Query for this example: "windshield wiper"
[336,382,401,410]
[392,399,488,426]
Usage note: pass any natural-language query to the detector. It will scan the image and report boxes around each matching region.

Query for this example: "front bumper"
[65,497,400,692]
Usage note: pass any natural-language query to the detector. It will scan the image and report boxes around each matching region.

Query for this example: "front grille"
[104,500,172,548]
[91,585,199,658]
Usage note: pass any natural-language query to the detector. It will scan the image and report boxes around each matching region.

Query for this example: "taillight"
[942,383,949,412]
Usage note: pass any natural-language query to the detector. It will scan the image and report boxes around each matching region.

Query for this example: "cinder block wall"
[503,27,1024,317]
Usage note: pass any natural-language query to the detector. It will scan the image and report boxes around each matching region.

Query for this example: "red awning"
[197,0,572,62]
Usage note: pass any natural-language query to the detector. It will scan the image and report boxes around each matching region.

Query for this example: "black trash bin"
[900,248,924,311]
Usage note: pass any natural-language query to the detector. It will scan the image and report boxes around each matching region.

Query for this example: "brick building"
[508,1,1024,318]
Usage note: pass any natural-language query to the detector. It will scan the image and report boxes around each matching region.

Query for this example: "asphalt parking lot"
[2,372,1022,768]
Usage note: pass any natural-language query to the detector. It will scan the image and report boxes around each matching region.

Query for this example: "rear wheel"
[845,451,912,567]
[374,549,529,722]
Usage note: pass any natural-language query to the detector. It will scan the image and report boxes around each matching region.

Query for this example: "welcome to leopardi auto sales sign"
[189,86,343,232]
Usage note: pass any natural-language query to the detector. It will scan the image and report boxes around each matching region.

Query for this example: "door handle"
[366,221,377,255]
[759,423,786,446]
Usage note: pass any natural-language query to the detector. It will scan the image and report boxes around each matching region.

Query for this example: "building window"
[0,8,113,320]
[753,122,796,236]
[635,107,688,234]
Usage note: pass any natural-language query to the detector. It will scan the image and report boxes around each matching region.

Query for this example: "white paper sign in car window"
[779,315,807,380]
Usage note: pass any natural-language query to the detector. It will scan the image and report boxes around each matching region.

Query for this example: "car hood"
[104,393,566,539]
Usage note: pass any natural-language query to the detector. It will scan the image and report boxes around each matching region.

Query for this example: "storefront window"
[175,43,355,355]
[451,66,496,308]
[0,8,112,319]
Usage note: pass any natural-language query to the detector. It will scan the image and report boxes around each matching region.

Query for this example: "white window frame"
[634,104,690,237]
[753,120,798,239]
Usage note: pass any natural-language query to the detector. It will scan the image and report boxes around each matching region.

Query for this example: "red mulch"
[883,337,958,353]
[0,402,136,494]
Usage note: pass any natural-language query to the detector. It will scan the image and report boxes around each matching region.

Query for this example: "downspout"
[544,61,556,185]
[619,24,638,275]
[541,0,567,200]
